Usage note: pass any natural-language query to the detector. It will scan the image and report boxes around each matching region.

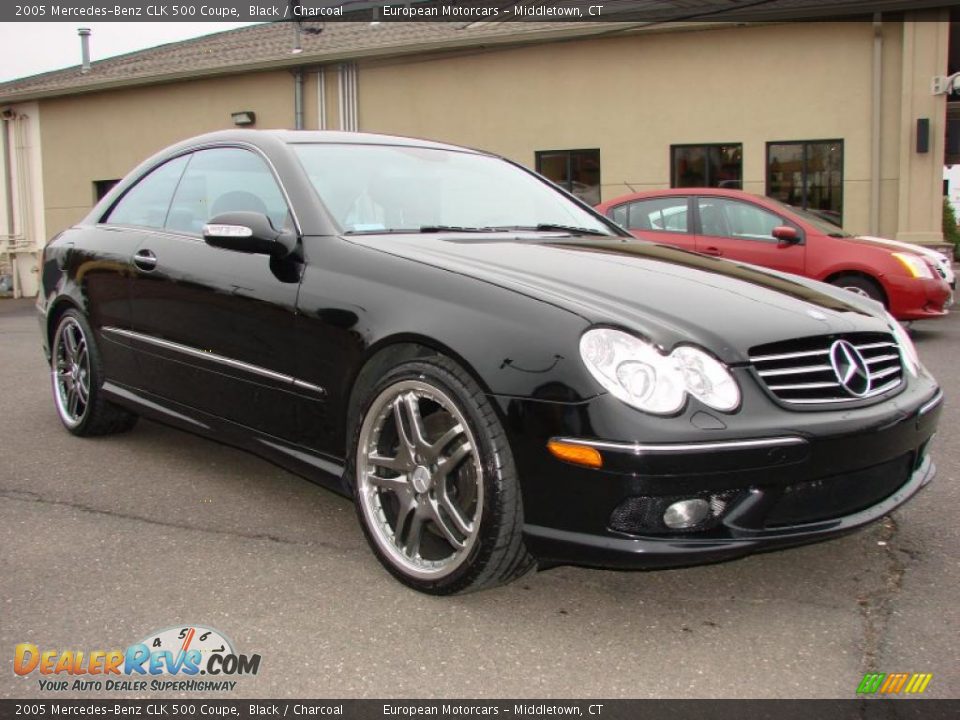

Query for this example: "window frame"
[99,154,190,231]
[693,195,805,245]
[164,147,294,239]
[534,148,602,205]
[610,195,695,235]
[765,138,844,224]
[99,142,302,238]
[670,143,743,189]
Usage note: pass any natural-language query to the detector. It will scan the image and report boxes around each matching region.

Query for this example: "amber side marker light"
[547,440,603,469]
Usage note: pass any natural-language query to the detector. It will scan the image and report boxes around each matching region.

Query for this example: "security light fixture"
[932,72,960,95]
[231,111,256,127]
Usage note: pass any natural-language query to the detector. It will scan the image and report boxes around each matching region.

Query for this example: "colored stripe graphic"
[857,673,885,694]
[857,672,932,694]
[904,673,933,694]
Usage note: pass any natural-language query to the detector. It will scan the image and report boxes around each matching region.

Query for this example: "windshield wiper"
[499,223,613,236]
[418,225,502,233]
[425,223,614,236]
[349,224,614,236]
[343,228,417,235]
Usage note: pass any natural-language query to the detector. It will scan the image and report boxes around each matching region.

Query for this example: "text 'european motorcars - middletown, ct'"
[38,130,943,594]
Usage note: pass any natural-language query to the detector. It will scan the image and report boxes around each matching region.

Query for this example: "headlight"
[891,252,933,279]
[579,328,740,414]
[884,310,920,376]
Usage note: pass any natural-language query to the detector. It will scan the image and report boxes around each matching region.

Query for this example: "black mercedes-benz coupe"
[38,130,942,594]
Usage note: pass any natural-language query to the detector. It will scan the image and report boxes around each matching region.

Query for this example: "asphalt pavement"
[1,295,957,699]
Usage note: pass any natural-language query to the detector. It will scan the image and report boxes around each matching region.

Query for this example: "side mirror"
[203,211,297,259]
[772,225,801,246]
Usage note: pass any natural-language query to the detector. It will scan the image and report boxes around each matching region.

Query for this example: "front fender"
[295,236,599,405]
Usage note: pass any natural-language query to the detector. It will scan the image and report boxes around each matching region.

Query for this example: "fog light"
[663,499,711,529]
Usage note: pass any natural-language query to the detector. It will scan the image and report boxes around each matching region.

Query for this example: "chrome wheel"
[52,317,91,428]
[842,285,871,298]
[356,379,483,580]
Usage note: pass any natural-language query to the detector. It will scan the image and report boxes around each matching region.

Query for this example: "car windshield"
[765,197,852,237]
[291,143,615,236]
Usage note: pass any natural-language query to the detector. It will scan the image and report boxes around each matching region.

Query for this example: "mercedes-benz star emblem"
[829,340,871,397]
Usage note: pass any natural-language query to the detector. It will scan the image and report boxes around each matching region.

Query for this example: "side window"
[165,148,290,235]
[104,156,189,228]
[625,198,689,233]
[697,198,783,242]
[610,204,628,228]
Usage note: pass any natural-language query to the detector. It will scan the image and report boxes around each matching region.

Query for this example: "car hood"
[854,235,954,279]
[347,233,890,363]
[852,234,943,259]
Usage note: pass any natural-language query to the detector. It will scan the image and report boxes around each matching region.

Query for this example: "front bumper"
[524,449,934,570]
[887,275,951,320]
[496,375,942,570]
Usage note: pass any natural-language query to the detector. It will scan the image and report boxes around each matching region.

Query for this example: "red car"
[595,188,951,321]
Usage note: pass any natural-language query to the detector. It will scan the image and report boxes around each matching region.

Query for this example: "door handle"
[133,249,157,272]
[701,246,723,257]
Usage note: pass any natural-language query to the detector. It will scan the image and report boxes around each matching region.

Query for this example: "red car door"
[694,196,805,276]
[609,196,697,251]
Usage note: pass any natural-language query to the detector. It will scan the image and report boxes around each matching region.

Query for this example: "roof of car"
[174,128,485,154]
[596,187,761,208]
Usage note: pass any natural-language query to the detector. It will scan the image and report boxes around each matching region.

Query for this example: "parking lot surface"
[1,296,957,699]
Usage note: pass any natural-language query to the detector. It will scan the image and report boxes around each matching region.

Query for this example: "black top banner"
[4,0,957,23]
[2,700,960,720]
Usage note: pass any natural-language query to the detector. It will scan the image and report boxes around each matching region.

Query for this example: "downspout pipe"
[294,68,304,130]
[870,13,882,235]
[317,69,326,130]
[1,114,14,239]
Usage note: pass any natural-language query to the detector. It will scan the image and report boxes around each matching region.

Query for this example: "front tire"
[349,355,534,594]
[830,274,886,306]
[50,310,138,436]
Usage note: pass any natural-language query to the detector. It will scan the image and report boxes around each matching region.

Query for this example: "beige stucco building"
[1,6,957,297]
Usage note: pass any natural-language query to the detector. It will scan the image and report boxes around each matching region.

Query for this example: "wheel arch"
[822,269,889,307]
[45,296,83,349]
[343,333,496,457]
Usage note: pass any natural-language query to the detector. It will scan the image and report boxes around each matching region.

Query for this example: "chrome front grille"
[749,332,904,406]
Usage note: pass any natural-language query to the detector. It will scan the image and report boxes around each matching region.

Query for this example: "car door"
[694,196,805,275]
[88,155,192,389]
[608,196,696,251]
[124,146,308,439]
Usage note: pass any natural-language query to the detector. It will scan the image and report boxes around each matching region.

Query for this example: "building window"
[535,149,601,205]
[93,179,121,202]
[767,140,843,226]
[671,144,742,189]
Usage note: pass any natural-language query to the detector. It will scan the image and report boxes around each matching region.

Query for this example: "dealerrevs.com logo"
[14,625,261,693]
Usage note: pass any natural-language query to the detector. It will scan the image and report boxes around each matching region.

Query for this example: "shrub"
[944,197,960,259]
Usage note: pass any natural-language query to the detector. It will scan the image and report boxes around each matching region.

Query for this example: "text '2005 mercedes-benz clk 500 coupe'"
[37,131,943,594]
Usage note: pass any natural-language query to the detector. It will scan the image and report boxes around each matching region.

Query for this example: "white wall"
[0,101,44,297]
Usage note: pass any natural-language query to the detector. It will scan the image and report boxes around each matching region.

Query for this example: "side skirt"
[101,381,349,497]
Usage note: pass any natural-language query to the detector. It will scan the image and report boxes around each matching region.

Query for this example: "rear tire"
[830,274,886,306]
[348,355,534,594]
[50,309,138,436]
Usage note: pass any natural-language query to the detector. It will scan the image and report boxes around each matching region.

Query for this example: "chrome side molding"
[919,389,944,417]
[101,326,326,398]
[554,435,808,456]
